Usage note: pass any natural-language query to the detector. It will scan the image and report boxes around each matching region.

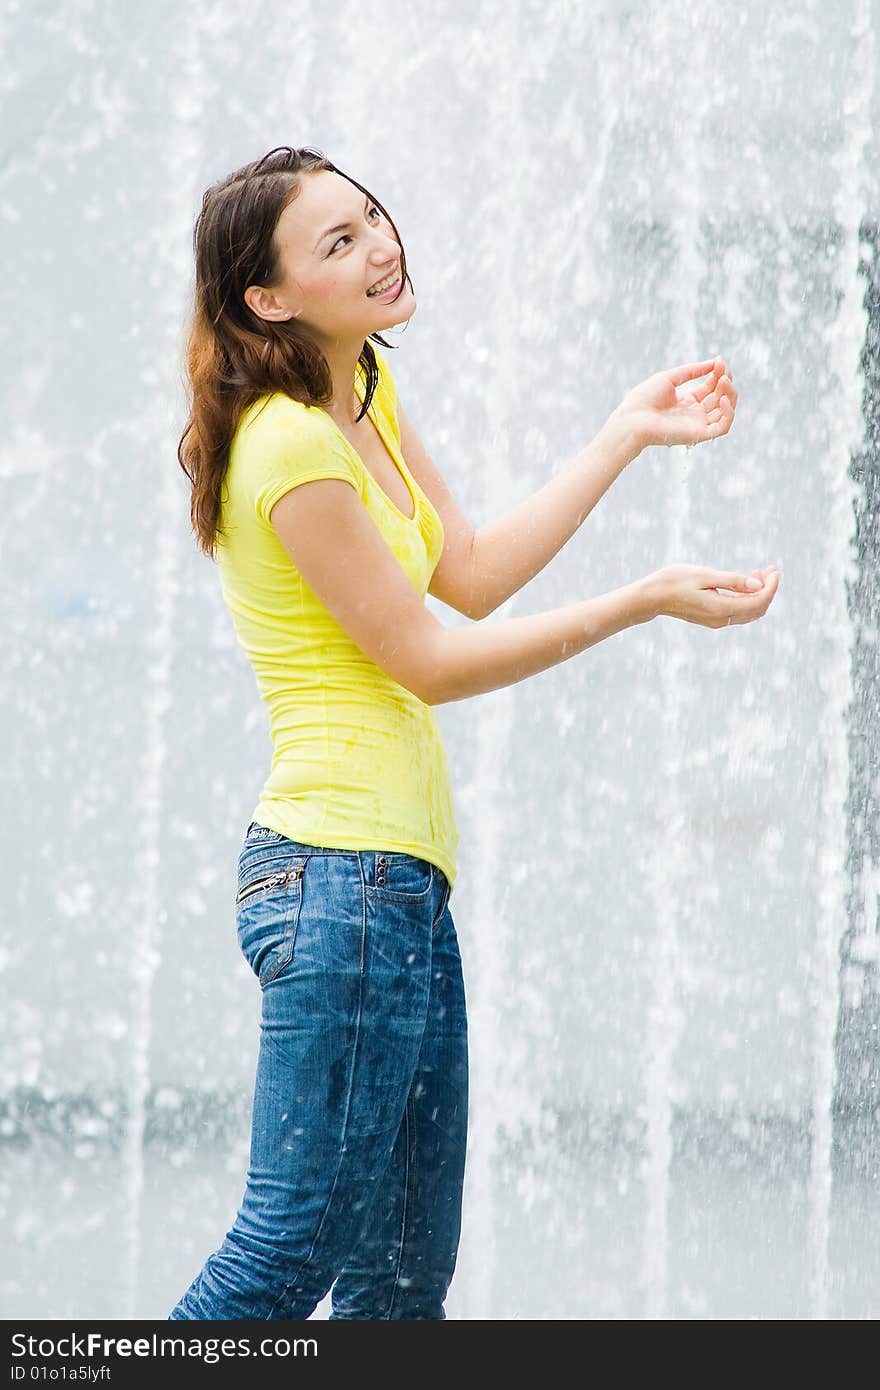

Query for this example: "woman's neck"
[316,337,367,427]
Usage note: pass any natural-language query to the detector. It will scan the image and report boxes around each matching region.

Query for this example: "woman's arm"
[268,476,777,709]
[399,401,640,621]
[398,357,737,621]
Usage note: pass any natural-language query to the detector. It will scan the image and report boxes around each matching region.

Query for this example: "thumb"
[718,570,763,592]
[667,357,718,387]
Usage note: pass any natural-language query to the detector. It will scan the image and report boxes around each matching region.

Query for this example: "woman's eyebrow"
[313,193,371,251]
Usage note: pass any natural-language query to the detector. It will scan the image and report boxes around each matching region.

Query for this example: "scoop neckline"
[316,376,419,526]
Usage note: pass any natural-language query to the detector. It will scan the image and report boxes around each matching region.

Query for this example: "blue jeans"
[169,822,468,1320]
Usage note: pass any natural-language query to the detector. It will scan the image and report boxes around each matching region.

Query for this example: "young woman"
[168,145,780,1321]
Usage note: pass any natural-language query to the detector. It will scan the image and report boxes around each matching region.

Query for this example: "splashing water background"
[2,0,879,1319]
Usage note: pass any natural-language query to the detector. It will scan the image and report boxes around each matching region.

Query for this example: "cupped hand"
[611,357,738,450]
[651,563,780,627]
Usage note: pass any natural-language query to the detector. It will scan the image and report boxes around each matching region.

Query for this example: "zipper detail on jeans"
[236,867,303,905]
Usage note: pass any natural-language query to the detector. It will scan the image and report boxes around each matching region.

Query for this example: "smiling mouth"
[366,268,402,298]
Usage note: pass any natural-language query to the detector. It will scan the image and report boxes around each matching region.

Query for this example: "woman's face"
[245,169,415,341]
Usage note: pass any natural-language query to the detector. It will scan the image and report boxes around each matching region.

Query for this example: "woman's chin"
[387,292,416,326]
[364,286,416,332]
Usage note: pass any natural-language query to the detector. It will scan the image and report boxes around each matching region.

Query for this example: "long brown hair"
[177,146,412,558]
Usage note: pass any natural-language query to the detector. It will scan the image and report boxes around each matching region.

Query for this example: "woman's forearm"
[466,414,642,620]
[425,574,657,706]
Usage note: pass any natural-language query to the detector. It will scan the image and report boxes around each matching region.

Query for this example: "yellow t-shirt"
[216,346,461,891]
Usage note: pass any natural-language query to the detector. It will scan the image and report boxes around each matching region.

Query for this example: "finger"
[732,568,780,598]
[713,571,766,592]
[690,368,722,404]
[705,412,733,437]
[718,582,778,625]
[703,376,737,412]
[746,566,780,587]
[667,357,721,388]
[754,570,781,608]
[706,393,736,433]
[690,385,715,406]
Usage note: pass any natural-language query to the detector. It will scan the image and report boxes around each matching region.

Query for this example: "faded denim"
[169,821,468,1320]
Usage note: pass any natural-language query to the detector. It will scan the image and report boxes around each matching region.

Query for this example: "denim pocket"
[245,822,285,844]
[235,855,308,986]
[432,871,452,932]
[374,852,434,901]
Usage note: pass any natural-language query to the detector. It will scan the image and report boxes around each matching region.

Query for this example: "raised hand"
[611,357,737,451]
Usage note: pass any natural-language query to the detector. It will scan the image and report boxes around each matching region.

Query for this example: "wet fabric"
[215,346,460,890]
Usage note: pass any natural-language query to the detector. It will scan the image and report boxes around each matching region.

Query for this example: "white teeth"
[367,271,399,297]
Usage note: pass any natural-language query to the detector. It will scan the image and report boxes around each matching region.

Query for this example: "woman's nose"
[369,234,399,263]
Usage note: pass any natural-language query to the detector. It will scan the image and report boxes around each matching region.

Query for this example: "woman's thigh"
[235,839,442,1251]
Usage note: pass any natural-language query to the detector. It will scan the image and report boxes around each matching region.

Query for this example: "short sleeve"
[246,398,362,527]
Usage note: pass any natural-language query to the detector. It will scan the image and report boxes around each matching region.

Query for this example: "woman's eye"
[329,206,382,255]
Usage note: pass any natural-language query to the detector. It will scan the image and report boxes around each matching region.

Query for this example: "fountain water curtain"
[805,0,875,1322]
[121,11,209,1322]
